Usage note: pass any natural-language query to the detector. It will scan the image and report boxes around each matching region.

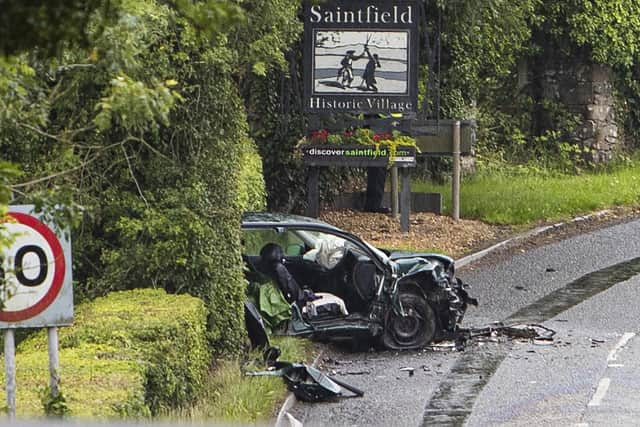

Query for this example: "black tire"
[382,292,437,350]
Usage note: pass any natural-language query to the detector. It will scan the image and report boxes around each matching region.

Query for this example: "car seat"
[259,243,304,307]
[259,243,348,318]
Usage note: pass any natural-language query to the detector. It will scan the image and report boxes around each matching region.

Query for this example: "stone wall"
[540,62,620,162]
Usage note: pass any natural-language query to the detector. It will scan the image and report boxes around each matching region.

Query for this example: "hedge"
[59,4,271,359]
[0,288,210,418]
[237,137,267,213]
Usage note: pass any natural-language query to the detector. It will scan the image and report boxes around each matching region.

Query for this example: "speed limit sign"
[0,206,73,328]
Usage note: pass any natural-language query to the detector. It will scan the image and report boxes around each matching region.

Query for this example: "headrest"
[260,243,284,265]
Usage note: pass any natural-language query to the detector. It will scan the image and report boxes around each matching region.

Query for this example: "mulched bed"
[319,210,513,258]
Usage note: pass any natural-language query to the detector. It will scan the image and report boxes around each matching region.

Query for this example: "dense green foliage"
[437,0,640,159]
[0,0,287,356]
[244,48,308,211]
[0,0,111,56]
[0,289,209,417]
[0,0,244,57]
[429,0,539,117]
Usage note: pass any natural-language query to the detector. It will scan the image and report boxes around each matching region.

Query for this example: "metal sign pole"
[48,327,60,398]
[452,121,461,221]
[391,166,399,217]
[4,328,16,419]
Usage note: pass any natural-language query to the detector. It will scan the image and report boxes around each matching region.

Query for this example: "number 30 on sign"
[1,207,73,327]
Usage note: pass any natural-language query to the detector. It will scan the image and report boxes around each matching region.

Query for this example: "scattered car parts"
[249,361,365,402]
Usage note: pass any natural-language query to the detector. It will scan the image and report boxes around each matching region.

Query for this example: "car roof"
[241,212,343,232]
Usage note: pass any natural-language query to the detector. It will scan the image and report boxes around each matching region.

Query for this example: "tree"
[0,0,295,354]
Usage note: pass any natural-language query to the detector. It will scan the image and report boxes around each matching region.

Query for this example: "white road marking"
[588,378,611,407]
[607,332,635,362]
[587,334,636,407]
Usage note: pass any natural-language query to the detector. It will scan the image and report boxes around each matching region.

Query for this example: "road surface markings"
[424,259,640,426]
[606,332,635,363]
[588,378,611,407]
[588,334,635,406]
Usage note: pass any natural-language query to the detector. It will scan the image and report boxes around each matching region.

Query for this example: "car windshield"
[360,238,389,264]
[241,226,389,268]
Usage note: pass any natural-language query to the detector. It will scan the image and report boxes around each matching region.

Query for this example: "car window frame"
[241,223,390,272]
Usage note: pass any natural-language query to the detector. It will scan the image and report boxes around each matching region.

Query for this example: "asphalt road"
[288,217,640,426]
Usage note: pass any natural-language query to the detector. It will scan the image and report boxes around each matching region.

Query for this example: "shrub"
[237,137,267,212]
[0,288,209,417]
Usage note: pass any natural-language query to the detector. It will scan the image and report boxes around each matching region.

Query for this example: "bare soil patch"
[319,210,513,258]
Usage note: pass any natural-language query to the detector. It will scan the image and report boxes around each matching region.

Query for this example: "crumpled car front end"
[388,252,478,339]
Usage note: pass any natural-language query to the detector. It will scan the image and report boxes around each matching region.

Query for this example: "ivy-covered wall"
[531,58,620,162]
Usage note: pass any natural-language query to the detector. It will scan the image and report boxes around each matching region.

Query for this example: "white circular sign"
[0,212,65,322]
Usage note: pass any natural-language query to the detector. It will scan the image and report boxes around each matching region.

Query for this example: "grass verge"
[413,161,640,225]
[164,336,313,424]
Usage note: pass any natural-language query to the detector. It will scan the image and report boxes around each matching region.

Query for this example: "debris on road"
[399,367,415,377]
[337,370,371,376]
[322,357,355,366]
[424,341,457,352]
[418,322,558,352]
[248,361,365,402]
[465,322,556,342]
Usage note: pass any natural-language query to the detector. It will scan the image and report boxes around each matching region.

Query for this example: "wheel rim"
[391,308,422,340]
[383,292,436,350]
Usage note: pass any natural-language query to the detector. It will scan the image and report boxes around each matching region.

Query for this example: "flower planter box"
[302,144,417,232]
[301,144,416,167]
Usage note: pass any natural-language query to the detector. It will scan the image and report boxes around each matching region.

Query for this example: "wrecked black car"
[242,212,477,350]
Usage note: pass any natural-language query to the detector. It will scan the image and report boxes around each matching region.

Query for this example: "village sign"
[303,0,419,114]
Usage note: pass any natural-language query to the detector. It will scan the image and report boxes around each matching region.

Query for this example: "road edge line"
[455,210,612,268]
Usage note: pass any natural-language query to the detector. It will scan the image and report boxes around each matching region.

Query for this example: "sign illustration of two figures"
[337,40,380,92]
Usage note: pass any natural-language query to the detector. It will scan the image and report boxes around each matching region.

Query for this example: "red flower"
[373,133,392,142]
[311,129,328,141]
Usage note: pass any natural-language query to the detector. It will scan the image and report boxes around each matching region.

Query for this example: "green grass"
[164,336,313,424]
[413,161,640,225]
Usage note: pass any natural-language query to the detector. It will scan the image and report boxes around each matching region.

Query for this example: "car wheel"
[382,292,436,350]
